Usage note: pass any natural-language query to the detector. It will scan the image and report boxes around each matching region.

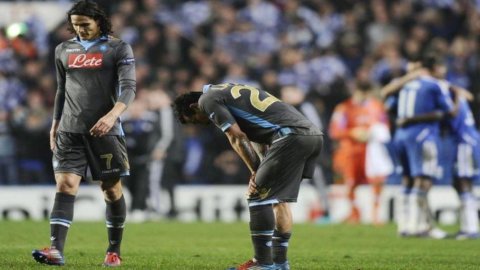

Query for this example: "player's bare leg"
[370,180,384,226]
[32,173,81,265]
[273,203,292,270]
[101,179,126,267]
[346,181,360,224]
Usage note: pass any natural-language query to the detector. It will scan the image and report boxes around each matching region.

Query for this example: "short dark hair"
[421,53,445,71]
[172,92,203,124]
[67,0,112,36]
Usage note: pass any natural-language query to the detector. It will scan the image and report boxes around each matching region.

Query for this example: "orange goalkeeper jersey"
[329,97,388,183]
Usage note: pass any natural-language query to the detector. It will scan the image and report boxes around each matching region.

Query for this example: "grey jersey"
[53,35,136,135]
[199,83,322,144]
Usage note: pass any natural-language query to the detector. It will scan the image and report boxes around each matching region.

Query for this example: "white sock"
[407,189,421,234]
[459,192,469,233]
[417,191,431,232]
[397,187,410,233]
[462,192,479,234]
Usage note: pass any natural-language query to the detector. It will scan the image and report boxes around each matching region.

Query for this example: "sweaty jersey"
[199,83,322,144]
[388,76,453,136]
[53,35,136,135]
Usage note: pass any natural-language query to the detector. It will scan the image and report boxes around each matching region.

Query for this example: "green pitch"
[0,221,479,269]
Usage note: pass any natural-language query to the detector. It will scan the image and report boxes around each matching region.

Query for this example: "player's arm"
[451,85,474,101]
[396,111,445,127]
[250,142,268,161]
[380,68,426,99]
[224,123,260,174]
[51,45,66,150]
[90,42,136,137]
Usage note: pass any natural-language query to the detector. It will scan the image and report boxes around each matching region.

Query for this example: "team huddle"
[383,54,480,239]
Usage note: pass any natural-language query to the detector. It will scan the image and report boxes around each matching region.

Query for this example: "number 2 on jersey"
[230,85,279,112]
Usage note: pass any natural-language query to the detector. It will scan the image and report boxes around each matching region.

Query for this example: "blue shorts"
[453,139,480,180]
[394,129,440,180]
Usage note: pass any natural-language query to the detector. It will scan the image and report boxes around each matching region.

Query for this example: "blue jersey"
[447,97,480,143]
[442,93,480,180]
[391,76,453,136]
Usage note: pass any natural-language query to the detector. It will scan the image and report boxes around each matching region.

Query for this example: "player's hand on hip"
[90,113,117,137]
[247,172,257,196]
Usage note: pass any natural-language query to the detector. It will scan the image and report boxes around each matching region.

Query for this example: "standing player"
[329,69,389,224]
[448,92,480,239]
[32,1,135,266]
[385,54,458,237]
[173,83,323,270]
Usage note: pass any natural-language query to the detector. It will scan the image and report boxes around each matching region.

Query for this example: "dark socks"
[50,192,76,253]
[249,204,275,265]
[106,195,126,255]
[272,230,291,264]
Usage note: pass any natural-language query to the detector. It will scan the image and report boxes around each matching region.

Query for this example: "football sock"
[50,192,75,253]
[417,190,431,232]
[461,192,479,233]
[106,195,126,255]
[272,230,291,264]
[249,204,274,266]
[459,192,469,232]
[398,187,411,233]
[407,188,421,234]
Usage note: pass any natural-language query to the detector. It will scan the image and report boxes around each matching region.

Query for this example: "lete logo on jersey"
[68,53,103,68]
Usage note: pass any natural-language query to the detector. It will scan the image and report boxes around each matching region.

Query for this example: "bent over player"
[173,83,323,270]
[32,1,135,267]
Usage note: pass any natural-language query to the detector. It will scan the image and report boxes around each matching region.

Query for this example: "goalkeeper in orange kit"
[329,69,390,224]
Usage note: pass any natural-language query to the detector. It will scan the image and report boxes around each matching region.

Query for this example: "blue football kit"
[388,76,454,179]
[445,93,480,180]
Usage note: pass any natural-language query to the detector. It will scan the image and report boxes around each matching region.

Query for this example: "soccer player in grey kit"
[173,83,323,270]
[32,1,135,267]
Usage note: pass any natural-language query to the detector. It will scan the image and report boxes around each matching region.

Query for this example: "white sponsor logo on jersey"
[68,53,103,68]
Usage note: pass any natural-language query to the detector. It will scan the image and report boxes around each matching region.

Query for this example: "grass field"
[0,221,479,269]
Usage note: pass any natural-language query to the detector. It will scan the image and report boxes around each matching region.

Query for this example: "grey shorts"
[248,134,323,205]
[53,131,130,181]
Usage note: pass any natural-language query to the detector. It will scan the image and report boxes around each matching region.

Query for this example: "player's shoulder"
[417,76,441,86]
[54,38,78,55]
[332,100,349,113]
[106,36,132,49]
[369,98,385,108]
[56,37,76,49]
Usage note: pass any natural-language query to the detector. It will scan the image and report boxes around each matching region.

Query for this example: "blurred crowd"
[1,0,480,189]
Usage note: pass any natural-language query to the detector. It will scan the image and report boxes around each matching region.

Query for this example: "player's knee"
[102,181,123,201]
[55,173,81,194]
[457,179,473,193]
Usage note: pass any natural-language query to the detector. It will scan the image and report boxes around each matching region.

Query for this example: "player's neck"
[352,91,369,103]
[78,33,102,42]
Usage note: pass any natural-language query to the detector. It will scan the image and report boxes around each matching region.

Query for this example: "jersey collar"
[202,84,212,93]
[75,35,108,42]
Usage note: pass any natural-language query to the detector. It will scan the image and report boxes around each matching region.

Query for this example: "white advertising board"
[0,184,476,225]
